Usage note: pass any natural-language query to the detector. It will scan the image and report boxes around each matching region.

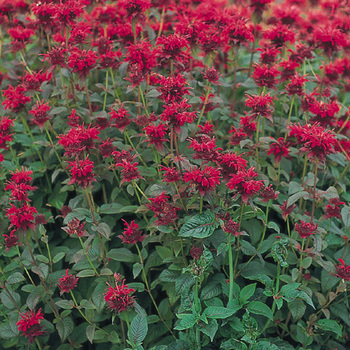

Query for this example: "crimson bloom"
[0,116,14,150]
[157,74,190,103]
[252,64,279,89]
[6,203,37,231]
[105,278,135,313]
[2,85,31,112]
[335,259,350,281]
[143,123,168,151]
[324,198,345,219]
[289,122,337,163]
[68,48,98,79]
[109,105,131,132]
[115,160,143,184]
[17,309,45,343]
[147,192,180,226]
[190,245,204,261]
[67,156,96,189]
[160,166,181,183]
[295,221,318,239]
[227,167,264,204]
[183,165,221,196]
[62,218,86,237]
[57,269,79,295]
[119,220,146,244]
[245,92,274,122]
[3,230,19,250]
[29,101,51,128]
[267,137,290,164]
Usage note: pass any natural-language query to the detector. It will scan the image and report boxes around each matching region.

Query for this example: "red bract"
[160,166,181,183]
[189,136,221,162]
[217,151,247,180]
[224,17,254,46]
[118,0,150,18]
[257,44,281,65]
[335,259,350,281]
[289,122,337,163]
[2,230,19,250]
[227,167,264,204]
[157,74,190,103]
[295,221,318,239]
[115,160,143,184]
[21,71,52,91]
[203,67,222,85]
[252,64,279,89]
[147,192,180,226]
[156,34,190,63]
[119,220,146,244]
[260,185,279,202]
[57,269,79,295]
[125,40,157,75]
[104,279,135,313]
[29,101,51,128]
[280,200,296,221]
[62,218,86,237]
[324,198,345,219]
[222,219,241,236]
[42,46,67,68]
[313,26,346,56]
[67,156,96,189]
[68,49,98,79]
[190,245,204,260]
[109,105,131,132]
[2,85,31,112]
[309,99,340,127]
[143,123,168,151]
[6,203,37,231]
[286,74,308,96]
[183,165,221,196]
[17,309,45,343]
[263,23,295,48]
[53,0,85,26]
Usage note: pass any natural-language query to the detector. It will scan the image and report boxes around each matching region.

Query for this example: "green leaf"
[174,313,196,330]
[56,317,74,342]
[159,270,181,282]
[201,282,222,301]
[341,206,350,228]
[246,301,273,321]
[76,269,96,278]
[240,283,256,304]
[55,300,74,309]
[53,252,66,264]
[99,203,124,214]
[92,282,106,312]
[133,262,143,279]
[316,319,342,337]
[6,272,25,285]
[221,338,248,350]
[287,191,309,207]
[107,248,136,262]
[204,306,236,319]
[321,270,339,292]
[0,290,21,310]
[198,318,218,341]
[240,240,257,256]
[86,325,95,344]
[288,299,306,320]
[179,211,217,238]
[155,246,173,260]
[119,205,139,213]
[130,308,148,344]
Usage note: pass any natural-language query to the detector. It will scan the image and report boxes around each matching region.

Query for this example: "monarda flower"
[0,116,14,150]
[115,160,143,184]
[118,0,151,18]
[17,309,45,343]
[263,23,295,48]
[6,203,37,231]
[156,33,189,62]
[109,105,131,132]
[3,230,19,250]
[280,200,296,221]
[203,67,222,85]
[224,17,254,46]
[143,123,168,151]
[125,40,157,74]
[57,269,79,295]
[99,139,116,158]
[313,26,346,56]
[2,85,31,112]
[183,165,221,196]
[62,218,86,237]
[21,71,52,91]
[188,135,221,162]
[289,123,337,163]
[252,64,279,89]
[104,279,135,313]
[157,74,190,103]
[29,101,51,128]
[222,219,241,236]
[160,166,181,183]
[309,99,340,128]
[52,0,85,26]
[227,167,264,204]
[68,48,98,79]
[324,198,345,219]
[67,156,96,189]
[260,185,279,202]
[257,44,281,65]
[295,221,318,238]
[335,259,350,282]
[267,137,290,163]
[119,220,146,244]
[229,126,247,146]
[190,245,204,260]
[42,46,67,68]
[217,151,247,180]
[245,92,274,122]
[147,192,180,226]
[286,74,308,96]
[279,59,300,81]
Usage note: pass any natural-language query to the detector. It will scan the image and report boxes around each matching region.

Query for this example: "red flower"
[309,99,340,128]
[0,116,14,150]
[252,64,279,89]
[143,123,168,151]
[53,0,84,26]
[147,192,180,226]
[105,279,135,313]
[21,71,52,91]
[335,259,350,281]
[118,0,150,18]
[227,167,264,204]
[109,105,131,132]
[10,167,34,184]
[183,165,221,196]
[115,160,143,184]
[161,166,181,183]
[62,218,86,237]
[99,139,116,158]
[57,269,79,295]
[289,122,337,163]
[222,218,241,236]
[119,220,146,244]
[157,74,190,103]
[257,44,280,65]
[313,26,346,56]
[188,136,221,162]
[190,245,204,261]
[156,33,189,62]
[324,198,345,219]
[260,185,279,202]
[6,203,37,231]
[3,230,19,250]
[280,200,296,221]
[2,85,31,112]
[267,137,290,164]
[224,17,254,46]
[8,26,34,42]
[229,126,247,146]
[42,46,67,68]
[68,48,98,79]
[263,23,295,48]
[245,92,274,122]
[217,151,247,180]
[286,74,308,96]
[17,309,44,343]
[295,221,318,238]
[29,101,51,128]
[67,156,96,189]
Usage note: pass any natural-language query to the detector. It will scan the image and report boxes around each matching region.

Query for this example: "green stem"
[311,159,319,223]
[103,69,109,111]
[9,144,20,167]
[139,86,150,117]
[35,338,43,350]
[228,234,234,303]
[199,196,203,214]
[85,79,92,116]
[44,124,65,170]
[284,95,295,141]
[132,180,149,202]
[124,130,147,166]
[195,83,211,130]
[109,68,121,101]
[233,204,245,276]
[78,236,99,276]
[257,201,270,251]
[256,115,260,163]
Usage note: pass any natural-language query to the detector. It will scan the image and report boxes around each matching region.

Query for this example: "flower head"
[295,221,318,239]
[119,220,146,244]
[3,230,19,250]
[17,309,45,343]
[105,279,135,313]
[67,156,96,189]
[267,137,290,164]
[6,204,37,231]
[57,269,79,295]
[190,245,204,261]
[335,259,350,281]
[157,74,190,103]
[68,48,98,79]
[62,218,86,237]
